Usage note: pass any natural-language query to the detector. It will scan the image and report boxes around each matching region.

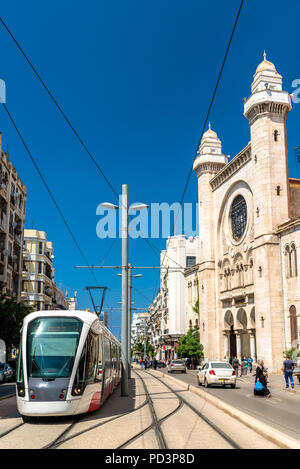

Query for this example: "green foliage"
[284,348,300,359]
[177,326,203,360]
[0,294,33,348]
[192,299,199,315]
[131,338,155,357]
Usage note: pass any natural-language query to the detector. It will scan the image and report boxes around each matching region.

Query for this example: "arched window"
[289,306,298,346]
[291,244,298,277]
[230,195,247,241]
[286,244,298,278]
[285,245,292,278]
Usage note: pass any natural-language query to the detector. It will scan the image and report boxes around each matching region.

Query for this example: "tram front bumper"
[17,398,81,417]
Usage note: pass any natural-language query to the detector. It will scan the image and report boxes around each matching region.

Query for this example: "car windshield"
[27,317,83,378]
[211,363,232,369]
[172,361,184,364]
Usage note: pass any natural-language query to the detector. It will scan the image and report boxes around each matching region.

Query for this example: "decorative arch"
[236,308,247,330]
[224,310,234,331]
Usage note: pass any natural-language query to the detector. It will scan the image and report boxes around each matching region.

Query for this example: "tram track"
[0,369,242,449]
[144,369,241,449]
[117,370,183,449]
[0,384,150,448]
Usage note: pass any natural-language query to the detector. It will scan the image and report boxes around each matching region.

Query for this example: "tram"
[16,310,121,420]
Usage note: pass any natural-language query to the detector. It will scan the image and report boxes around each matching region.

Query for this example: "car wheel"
[22,415,30,423]
[197,376,201,386]
[204,378,209,388]
[298,377,300,384]
[231,383,236,389]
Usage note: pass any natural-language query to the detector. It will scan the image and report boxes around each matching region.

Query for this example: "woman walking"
[254,359,271,398]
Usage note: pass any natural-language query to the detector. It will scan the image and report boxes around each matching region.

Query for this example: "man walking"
[283,355,295,389]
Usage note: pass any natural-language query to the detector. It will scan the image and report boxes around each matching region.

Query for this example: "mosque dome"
[255,52,277,75]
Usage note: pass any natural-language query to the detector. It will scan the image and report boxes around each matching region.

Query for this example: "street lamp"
[100,184,148,396]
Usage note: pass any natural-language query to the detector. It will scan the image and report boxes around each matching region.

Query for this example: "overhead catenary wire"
[2,102,99,286]
[0,15,184,272]
[157,0,245,295]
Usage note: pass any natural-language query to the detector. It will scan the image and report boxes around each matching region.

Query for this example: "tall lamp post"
[101,184,148,396]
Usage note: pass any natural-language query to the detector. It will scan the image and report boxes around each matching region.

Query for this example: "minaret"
[244,52,292,233]
[193,124,228,261]
[193,125,228,360]
[244,54,292,371]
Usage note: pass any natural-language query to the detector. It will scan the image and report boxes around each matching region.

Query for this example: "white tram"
[16,310,121,420]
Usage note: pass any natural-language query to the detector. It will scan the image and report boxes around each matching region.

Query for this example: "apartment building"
[21,229,67,310]
[0,132,27,299]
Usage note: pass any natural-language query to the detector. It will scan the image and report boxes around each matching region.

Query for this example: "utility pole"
[128,264,132,379]
[144,318,147,360]
[121,184,129,396]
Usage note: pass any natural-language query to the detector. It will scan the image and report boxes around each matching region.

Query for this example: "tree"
[193,299,199,315]
[0,294,33,354]
[131,338,155,358]
[177,326,203,360]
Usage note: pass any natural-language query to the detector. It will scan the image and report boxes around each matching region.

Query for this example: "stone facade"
[193,55,300,372]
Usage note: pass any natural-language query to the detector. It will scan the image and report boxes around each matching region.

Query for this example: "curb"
[149,369,300,450]
[0,394,15,402]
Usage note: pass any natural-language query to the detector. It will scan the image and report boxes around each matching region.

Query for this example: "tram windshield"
[27,317,83,378]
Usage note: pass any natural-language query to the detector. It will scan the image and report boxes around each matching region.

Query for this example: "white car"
[197,361,236,388]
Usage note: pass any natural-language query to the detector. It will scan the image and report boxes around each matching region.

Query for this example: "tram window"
[85,332,98,382]
[75,331,98,385]
[27,317,83,378]
[103,337,111,378]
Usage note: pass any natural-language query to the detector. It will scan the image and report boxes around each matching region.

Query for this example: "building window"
[186,256,196,268]
[289,306,298,346]
[230,195,247,241]
[286,244,298,278]
[38,242,43,255]
[38,261,43,274]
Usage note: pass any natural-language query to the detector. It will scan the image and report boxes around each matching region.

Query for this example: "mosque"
[193,54,300,371]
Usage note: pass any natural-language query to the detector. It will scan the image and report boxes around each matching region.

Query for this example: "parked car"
[197,361,236,388]
[293,365,300,383]
[167,359,186,373]
[156,360,166,368]
[0,363,14,383]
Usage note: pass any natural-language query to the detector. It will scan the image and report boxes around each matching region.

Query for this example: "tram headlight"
[17,387,25,397]
[72,386,82,395]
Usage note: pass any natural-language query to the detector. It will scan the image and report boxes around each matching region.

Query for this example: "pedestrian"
[186,357,191,370]
[247,356,253,374]
[152,357,157,370]
[192,358,198,370]
[254,359,271,398]
[241,358,247,376]
[232,356,239,377]
[283,355,295,390]
[229,357,233,365]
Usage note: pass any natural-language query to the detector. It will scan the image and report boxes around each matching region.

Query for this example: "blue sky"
[1,0,300,339]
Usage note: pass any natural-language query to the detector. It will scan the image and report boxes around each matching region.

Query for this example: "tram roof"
[22,310,120,345]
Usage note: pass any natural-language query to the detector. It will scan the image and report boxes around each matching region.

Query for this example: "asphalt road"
[0,381,15,399]
[158,367,300,441]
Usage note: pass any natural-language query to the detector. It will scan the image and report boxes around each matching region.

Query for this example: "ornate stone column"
[223,331,230,359]
[249,330,256,361]
[235,330,242,360]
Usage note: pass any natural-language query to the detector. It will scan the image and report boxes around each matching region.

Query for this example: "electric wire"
[1,102,99,285]
[157,0,245,294]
